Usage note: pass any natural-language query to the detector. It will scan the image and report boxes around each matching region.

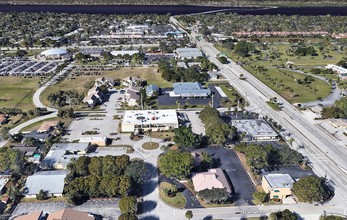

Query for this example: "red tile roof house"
[0,114,8,125]
[192,168,232,193]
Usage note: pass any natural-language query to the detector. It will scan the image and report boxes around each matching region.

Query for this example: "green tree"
[185,210,193,220]
[119,196,138,213]
[159,151,193,179]
[173,126,200,148]
[252,191,268,204]
[269,209,297,220]
[292,176,332,203]
[234,41,255,57]
[36,189,48,200]
[0,148,24,173]
[118,212,138,220]
[320,215,347,220]
[125,160,147,184]
[198,188,229,203]
[74,156,90,176]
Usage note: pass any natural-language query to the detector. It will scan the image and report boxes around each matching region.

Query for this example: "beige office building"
[262,173,294,201]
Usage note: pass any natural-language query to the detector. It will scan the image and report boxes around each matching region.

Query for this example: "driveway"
[202,147,255,206]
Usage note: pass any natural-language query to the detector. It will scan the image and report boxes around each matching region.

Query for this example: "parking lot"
[65,116,119,142]
[0,58,60,76]
[202,147,255,206]
[182,110,205,135]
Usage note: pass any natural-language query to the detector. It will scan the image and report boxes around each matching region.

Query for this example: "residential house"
[0,114,8,125]
[22,132,50,142]
[124,86,141,106]
[0,175,11,195]
[24,170,68,198]
[262,173,294,201]
[37,121,59,133]
[14,210,44,220]
[83,87,105,107]
[47,208,95,220]
[95,77,115,88]
[146,84,160,96]
[122,76,142,87]
[192,168,232,193]
[40,143,90,170]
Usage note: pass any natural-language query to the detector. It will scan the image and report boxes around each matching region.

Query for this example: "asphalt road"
[170,16,347,217]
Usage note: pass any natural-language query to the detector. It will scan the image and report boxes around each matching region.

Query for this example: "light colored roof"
[192,168,232,192]
[232,119,278,138]
[111,50,139,56]
[24,170,67,195]
[0,175,10,192]
[123,110,178,126]
[146,84,159,94]
[172,82,211,97]
[79,136,107,142]
[41,48,68,56]
[38,121,59,132]
[47,208,95,220]
[263,173,294,188]
[52,143,90,152]
[176,47,203,58]
[14,210,43,220]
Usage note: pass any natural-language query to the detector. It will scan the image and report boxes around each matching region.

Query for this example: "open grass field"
[216,43,334,103]
[159,182,186,209]
[0,77,40,110]
[41,67,170,108]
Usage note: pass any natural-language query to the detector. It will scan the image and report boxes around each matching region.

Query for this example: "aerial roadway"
[170,17,347,215]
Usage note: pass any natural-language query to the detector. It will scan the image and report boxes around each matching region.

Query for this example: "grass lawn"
[20,117,73,132]
[0,77,40,110]
[150,131,174,141]
[216,44,332,103]
[142,142,159,150]
[266,101,282,111]
[159,182,186,208]
[41,67,171,109]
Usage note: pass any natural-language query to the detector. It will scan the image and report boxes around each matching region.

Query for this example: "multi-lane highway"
[171,17,347,215]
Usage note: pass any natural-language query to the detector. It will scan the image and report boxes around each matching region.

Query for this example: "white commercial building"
[122,110,179,132]
[175,48,203,59]
[326,64,347,74]
[39,48,69,60]
[232,119,278,141]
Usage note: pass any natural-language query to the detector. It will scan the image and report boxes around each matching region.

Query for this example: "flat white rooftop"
[123,110,178,125]
[232,119,278,138]
[264,173,294,188]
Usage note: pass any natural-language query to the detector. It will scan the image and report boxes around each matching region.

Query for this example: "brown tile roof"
[14,210,43,220]
[47,208,95,220]
[0,114,7,123]
[38,121,59,132]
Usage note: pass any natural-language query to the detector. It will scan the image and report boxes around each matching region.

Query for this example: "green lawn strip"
[159,182,186,209]
[142,142,159,150]
[266,101,281,111]
[20,117,72,132]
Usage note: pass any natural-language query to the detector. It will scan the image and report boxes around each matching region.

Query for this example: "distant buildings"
[121,110,179,132]
[111,50,139,56]
[175,48,203,59]
[326,64,347,80]
[232,119,278,141]
[192,168,232,193]
[40,143,90,170]
[39,48,69,60]
[262,173,294,201]
[170,82,211,98]
[24,170,68,198]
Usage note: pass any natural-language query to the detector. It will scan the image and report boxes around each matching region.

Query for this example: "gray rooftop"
[172,82,211,97]
[264,173,294,188]
[24,170,68,195]
[232,119,278,138]
[176,48,203,58]
[51,143,90,153]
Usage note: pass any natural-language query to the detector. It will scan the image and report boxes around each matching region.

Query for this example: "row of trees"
[199,106,237,145]
[47,90,83,107]
[234,143,304,172]
[64,155,143,204]
[321,96,347,119]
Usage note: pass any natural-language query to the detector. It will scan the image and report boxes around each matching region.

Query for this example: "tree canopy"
[292,175,332,203]
[173,126,200,148]
[269,209,297,220]
[158,150,193,179]
[199,106,237,145]
[118,212,138,220]
[119,196,138,213]
[125,160,147,184]
[0,147,24,173]
[198,188,229,203]
[234,41,255,57]
[322,97,347,119]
